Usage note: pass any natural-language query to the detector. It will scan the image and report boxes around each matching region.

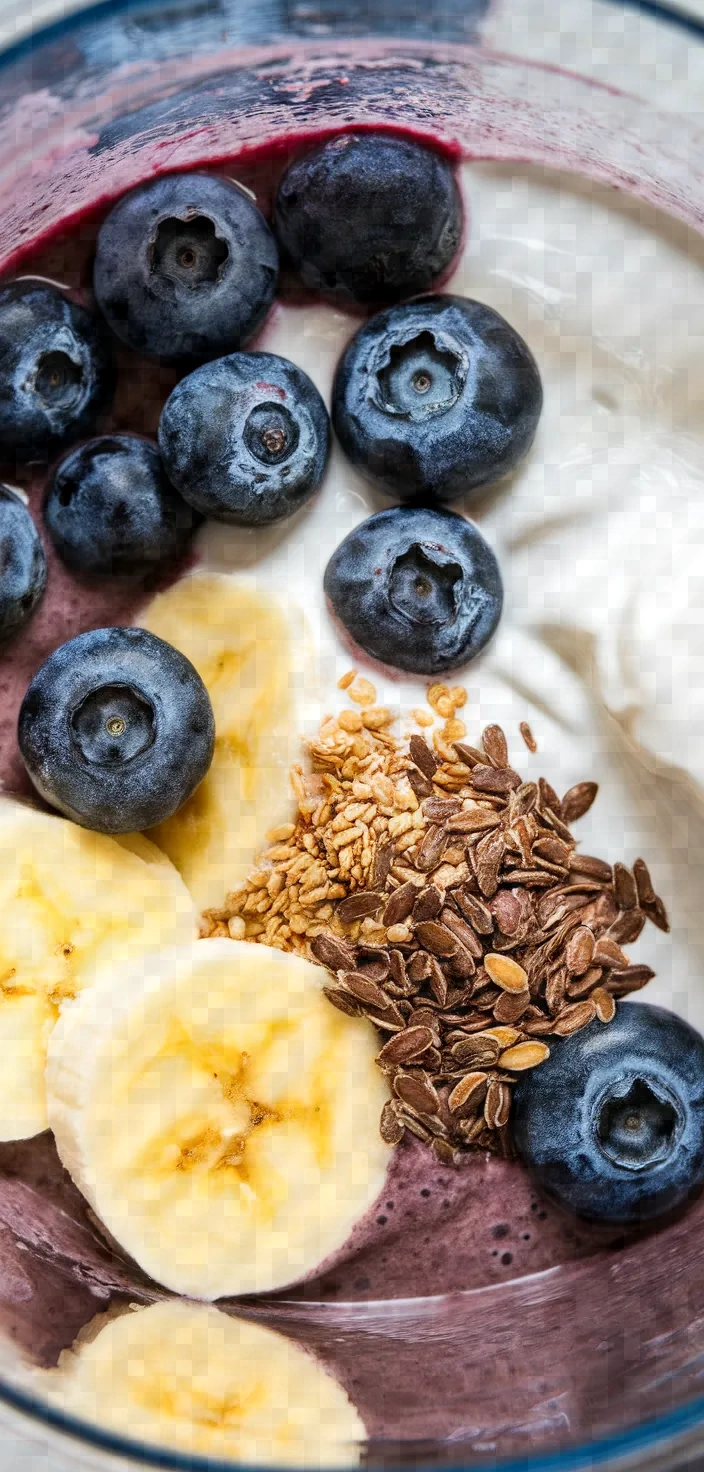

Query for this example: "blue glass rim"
[1,1344,704,1472]
[0,0,703,1467]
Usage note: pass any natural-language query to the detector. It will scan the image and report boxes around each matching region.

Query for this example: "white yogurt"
[200,160,704,1032]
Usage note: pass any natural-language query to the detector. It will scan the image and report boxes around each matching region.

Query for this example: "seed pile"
[201,676,668,1162]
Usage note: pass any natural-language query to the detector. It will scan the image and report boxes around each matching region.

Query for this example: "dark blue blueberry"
[0,281,115,462]
[323,504,502,675]
[513,1001,704,1225]
[159,351,330,525]
[44,435,200,579]
[18,626,215,833]
[0,487,47,640]
[94,173,278,363]
[274,133,462,307]
[332,294,542,502]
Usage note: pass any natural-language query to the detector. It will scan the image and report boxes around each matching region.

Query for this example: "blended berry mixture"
[1,103,703,1462]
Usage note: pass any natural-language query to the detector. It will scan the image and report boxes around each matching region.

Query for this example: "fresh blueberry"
[44,435,200,579]
[274,133,462,306]
[0,487,47,640]
[159,351,330,525]
[18,626,215,833]
[513,1001,704,1225]
[94,173,278,363]
[332,294,542,502]
[0,281,114,462]
[323,503,502,675]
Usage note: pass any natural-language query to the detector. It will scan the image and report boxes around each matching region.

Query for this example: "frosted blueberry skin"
[159,351,330,525]
[332,295,542,503]
[18,626,215,833]
[0,282,115,462]
[513,1002,704,1226]
[44,435,201,579]
[324,504,502,675]
[94,173,279,364]
[0,487,47,640]
[274,133,462,307]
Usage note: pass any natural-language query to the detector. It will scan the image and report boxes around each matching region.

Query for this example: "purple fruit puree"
[0,81,702,1457]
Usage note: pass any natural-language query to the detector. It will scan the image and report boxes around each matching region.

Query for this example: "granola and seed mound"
[201,675,668,1164]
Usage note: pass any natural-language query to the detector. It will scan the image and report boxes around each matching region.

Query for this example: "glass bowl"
[0,5,704,1471]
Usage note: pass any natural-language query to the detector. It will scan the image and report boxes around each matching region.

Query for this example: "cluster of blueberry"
[0,132,541,675]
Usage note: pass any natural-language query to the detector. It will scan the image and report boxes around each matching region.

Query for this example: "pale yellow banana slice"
[47,937,390,1300]
[43,1300,363,1466]
[0,798,196,1141]
[139,572,313,913]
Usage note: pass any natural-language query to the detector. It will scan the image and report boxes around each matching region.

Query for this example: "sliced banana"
[0,797,196,1141]
[139,572,312,913]
[44,1300,363,1466]
[47,938,390,1300]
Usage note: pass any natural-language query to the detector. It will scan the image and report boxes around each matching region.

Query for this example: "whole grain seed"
[561,781,598,823]
[499,1041,550,1070]
[337,669,357,690]
[452,1035,501,1067]
[593,936,630,968]
[633,856,656,907]
[378,1026,435,1065]
[337,891,384,923]
[565,926,596,976]
[484,954,529,993]
[538,777,562,816]
[448,1072,488,1113]
[417,825,449,872]
[552,1000,597,1035]
[394,1071,440,1115]
[608,910,645,945]
[415,921,458,957]
[483,1078,511,1129]
[456,890,494,933]
[493,988,531,1023]
[482,724,509,768]
[472,764,522,794]
[520,721,537,753]
[413,886,443,922]
[453,742,486,768]
[593,987,616,1023]
[613,862,638,911]
[409,734,439,779]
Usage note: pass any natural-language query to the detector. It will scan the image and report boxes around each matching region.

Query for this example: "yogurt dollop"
[200,158,704,1033]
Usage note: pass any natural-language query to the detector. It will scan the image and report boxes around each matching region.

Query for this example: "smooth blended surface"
[0,157,703,1460]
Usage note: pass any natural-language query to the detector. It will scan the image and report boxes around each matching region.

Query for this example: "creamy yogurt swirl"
[200,159,704,1034]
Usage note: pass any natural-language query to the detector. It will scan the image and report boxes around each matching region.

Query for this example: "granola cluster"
[201,676,668,1161]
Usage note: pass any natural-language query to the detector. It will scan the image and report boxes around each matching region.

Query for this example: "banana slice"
[44,1300,363,1466]
[47,937,390,1300]
[139,572,312,913]
[0,797,196,1142]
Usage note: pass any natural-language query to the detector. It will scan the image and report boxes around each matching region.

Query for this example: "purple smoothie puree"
[0,44,702,1462]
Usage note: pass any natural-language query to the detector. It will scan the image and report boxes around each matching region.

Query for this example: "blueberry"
[324,504,502,675]
[332,294,542,502]
[159,351,330,525]
[44,435,200,579]
[94,173,278,363]
[0,487,47,640]
[513,1001,704,1225]
[18,627,215,833]
[0,281,114,462]
[274,133,462,306]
